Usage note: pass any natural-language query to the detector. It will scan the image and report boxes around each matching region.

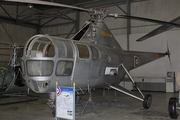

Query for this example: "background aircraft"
[0,42,37,105]
[0,43,27,95]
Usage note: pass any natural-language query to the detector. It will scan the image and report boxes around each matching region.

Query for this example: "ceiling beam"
[0,15,38,29]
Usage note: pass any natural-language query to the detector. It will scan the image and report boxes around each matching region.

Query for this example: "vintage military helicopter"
[4,0,179,115]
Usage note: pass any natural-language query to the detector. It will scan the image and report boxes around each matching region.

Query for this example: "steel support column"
[75,11,80,33]
[127,0,131,51]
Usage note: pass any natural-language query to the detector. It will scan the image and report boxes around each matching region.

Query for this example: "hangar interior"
[0,0,180,91]
[0,0,180,120]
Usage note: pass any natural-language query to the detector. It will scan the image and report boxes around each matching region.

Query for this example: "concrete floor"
[0,89,177,120]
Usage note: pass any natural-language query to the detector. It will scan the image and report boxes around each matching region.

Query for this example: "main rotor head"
[89,8,109,22]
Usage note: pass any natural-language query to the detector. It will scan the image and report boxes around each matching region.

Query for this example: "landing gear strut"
[110,63,152,109]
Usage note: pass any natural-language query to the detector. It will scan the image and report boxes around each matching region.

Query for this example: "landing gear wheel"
[143,94,152,109]
[168,97,179,119]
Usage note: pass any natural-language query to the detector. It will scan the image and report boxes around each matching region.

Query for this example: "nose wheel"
[168,97,179,119]
[143,94,152,109]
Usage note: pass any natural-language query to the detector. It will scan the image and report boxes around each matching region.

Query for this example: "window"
[27,60,53,76]
[76,44,90,59]
[56,61,73,76]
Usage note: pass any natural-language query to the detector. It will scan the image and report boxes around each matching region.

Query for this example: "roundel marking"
[134,56,140,67]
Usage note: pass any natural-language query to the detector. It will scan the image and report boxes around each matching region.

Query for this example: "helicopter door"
[89,46,100,86]
[73,44,91,88]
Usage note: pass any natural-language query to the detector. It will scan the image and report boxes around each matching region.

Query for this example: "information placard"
[56,86,75,120]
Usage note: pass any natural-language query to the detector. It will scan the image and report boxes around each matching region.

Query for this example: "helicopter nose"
[21,35,74,93]
[27,78,51,93]
[24,60,54,93]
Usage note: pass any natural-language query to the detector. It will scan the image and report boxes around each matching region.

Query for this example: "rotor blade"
[136,16,180,42]
[3,0,91,12]
[108,14,180,27]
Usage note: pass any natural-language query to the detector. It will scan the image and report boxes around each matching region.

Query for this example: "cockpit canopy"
[26,36,55,58]
[22,35,74,77]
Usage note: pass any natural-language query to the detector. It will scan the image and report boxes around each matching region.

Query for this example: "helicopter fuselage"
[21,21,167,94]
[21,35,123,93]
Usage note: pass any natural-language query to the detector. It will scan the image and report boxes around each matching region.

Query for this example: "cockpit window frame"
[76,43,90,60]
[26,60,54,76]
[55,60,73,76]
[26,36,55,58]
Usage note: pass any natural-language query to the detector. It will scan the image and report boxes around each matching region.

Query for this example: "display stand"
[55,82,75,120]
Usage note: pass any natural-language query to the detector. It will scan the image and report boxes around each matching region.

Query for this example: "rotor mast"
[86,9,109,42]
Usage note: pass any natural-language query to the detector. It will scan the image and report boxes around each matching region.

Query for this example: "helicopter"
[2,0,176,116]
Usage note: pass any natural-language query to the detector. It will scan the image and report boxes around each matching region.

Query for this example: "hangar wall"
[0,23,35,67]
[41,13,77,38]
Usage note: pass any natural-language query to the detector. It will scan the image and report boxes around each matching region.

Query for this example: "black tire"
[143,94,152,109]
[168,97,179,119]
